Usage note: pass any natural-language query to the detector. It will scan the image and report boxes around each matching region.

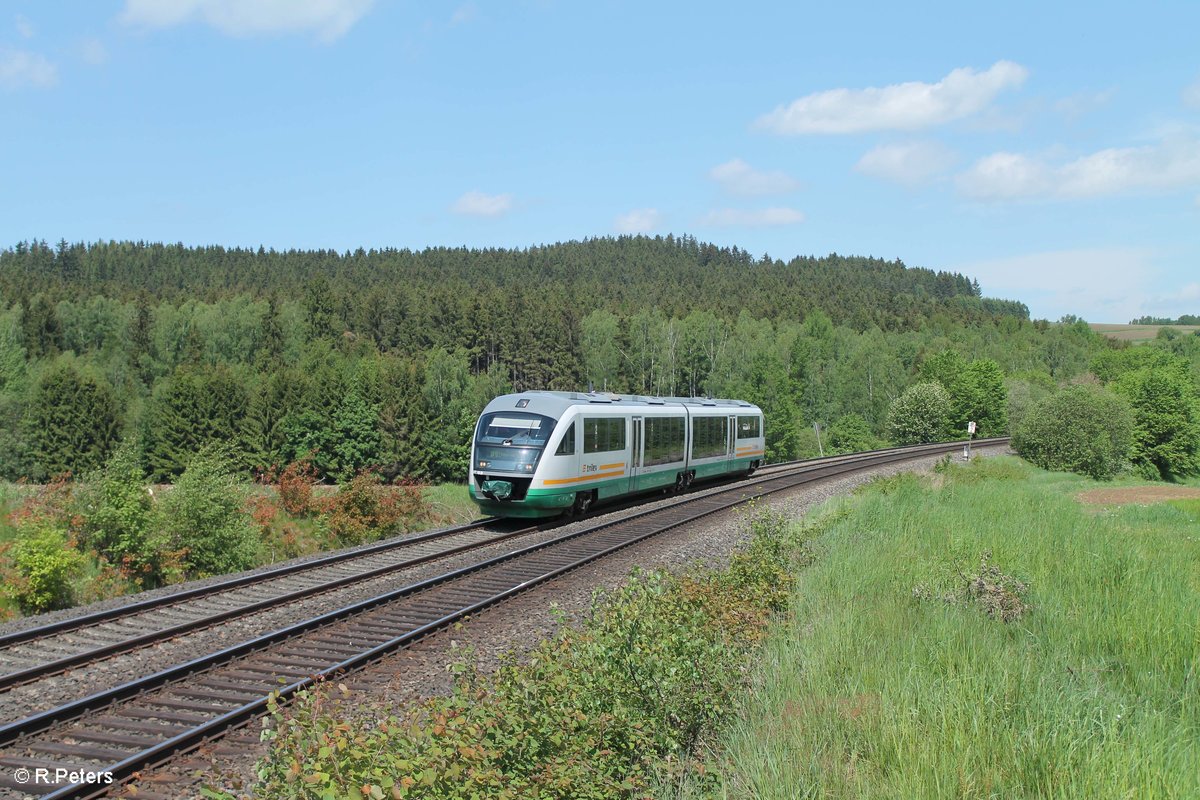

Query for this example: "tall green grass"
[700,457,1199,799]
[423,483,479,525]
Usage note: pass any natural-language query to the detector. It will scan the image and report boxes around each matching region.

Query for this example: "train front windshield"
[474,412,557,473]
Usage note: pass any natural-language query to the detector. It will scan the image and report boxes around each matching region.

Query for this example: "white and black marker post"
[964,420,976,460]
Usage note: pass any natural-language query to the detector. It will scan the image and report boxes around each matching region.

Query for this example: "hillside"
[0,236,1100,486]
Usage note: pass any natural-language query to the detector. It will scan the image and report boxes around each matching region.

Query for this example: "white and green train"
[468,391,765,518]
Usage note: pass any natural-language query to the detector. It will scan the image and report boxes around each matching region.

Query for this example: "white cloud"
[755,60,1028,135]
[80,38,109,66]
[120,0,375,42]
[1055,88,1114,121]
[709,158,800,196]
[451,190,514,217]
[1184,77,1200,110]
[0,48,57,90]
[954,248,1157,323]
[614,208,663,234]
[958,138,1200,200]
[854,141,957,186]
[699,207,805,228]
[15,14,34,38]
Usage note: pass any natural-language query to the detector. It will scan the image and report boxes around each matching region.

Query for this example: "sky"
[1,1,1198,323]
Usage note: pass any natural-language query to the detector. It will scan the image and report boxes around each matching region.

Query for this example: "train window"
[644,416,685,465]
[691,416,727,459]
[555,422,576,456]
[583,417,626,453]
[736,415,761,439]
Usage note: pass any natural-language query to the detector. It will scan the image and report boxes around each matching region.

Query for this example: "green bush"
[78,442,176,587]
[2,523,87,613]
[154,446,258,577]
[1011,385,1133,480]
[250,511,800,799]
[827,413,881,453]
[1113,366,1200,481]
[887,382,952,445]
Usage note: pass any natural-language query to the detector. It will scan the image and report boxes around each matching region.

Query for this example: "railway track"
[0,520,549,694]
[0,439,1005,799]
[0,441,933,699]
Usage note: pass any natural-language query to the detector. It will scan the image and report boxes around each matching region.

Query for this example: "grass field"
[698,457,1199,799]
[1089,322,1200,342]
[423,482,480,525]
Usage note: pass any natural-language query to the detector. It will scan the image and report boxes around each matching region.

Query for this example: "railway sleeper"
[342,621,406,636]
[70,729,162,747]
[89,716,195,735]
[240,657,324,675]
[119,707,212,724]
[194,678,271,695]
[143,696,233,714]
[32,740,135,761]
[169,686,261,704]
[272,646,358,661]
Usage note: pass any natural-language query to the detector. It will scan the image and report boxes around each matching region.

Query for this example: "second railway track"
[0,440,1005,799]
[0,443,899,698]
[0,519,544,694]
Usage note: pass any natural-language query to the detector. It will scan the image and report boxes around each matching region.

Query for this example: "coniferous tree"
[146,366,252,479]
[25,361,122,479]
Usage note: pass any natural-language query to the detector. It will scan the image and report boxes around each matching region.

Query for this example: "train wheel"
[571,491,593,516]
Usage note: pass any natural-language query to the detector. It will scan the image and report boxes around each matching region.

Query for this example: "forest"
[0,235,1195,486]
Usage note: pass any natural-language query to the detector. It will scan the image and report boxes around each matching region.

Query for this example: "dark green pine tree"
[25,363,122,479]
[257,295,286,368]
[22,295,63,359]
[128,295,155,384]
[377,355,431,480]
[145,366,253,479]
[247,366,310,469]
[304,275,340,342]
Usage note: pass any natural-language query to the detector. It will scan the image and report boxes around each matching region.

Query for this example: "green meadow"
[697,458,1199,799]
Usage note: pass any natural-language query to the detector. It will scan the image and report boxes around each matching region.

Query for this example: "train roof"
[480,391,761,420]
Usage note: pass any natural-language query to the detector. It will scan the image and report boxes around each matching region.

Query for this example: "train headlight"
[524,464,534,472]
[478,460,490,468]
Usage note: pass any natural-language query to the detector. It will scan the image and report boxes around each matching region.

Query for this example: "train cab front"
[468,408,569,518]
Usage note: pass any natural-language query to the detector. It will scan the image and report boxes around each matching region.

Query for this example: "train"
[468,391,765,518]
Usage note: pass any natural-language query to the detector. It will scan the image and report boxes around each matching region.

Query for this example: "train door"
[727,415,736,464]
[630,416,643,493]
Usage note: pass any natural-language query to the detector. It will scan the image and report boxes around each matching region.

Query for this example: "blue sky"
[2,1,1198,323]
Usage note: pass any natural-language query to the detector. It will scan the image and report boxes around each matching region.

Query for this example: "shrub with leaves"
[270,458,319,517]
[1113,365,1200,481]
[318,472,431,547]
[827,413,881,454]
[250,510,800,799]
[887,382,952,445]
[154,445,258,577]
[77,442,177,587]
[1011,385,1133,480]
[1,522,86,614]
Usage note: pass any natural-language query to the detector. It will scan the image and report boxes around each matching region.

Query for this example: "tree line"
[1129,315,1200,326]
[1,236,1195,486]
